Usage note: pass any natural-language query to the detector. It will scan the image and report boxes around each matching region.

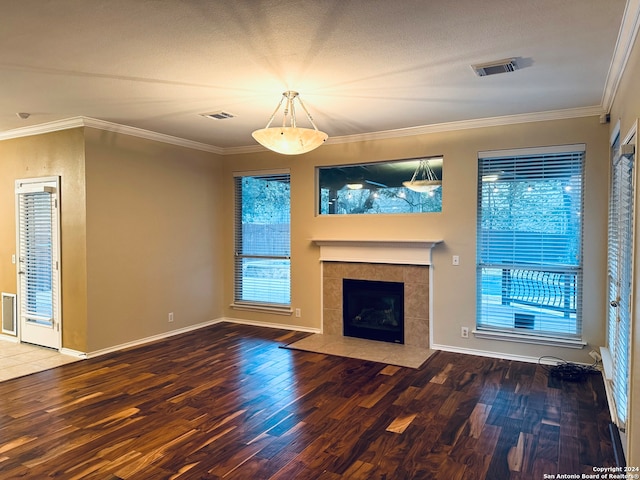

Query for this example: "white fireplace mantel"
[312,239,443,265]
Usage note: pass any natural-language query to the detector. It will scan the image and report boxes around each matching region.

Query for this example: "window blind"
[606,145,633,428]
[476,147,585,341]
[234,173,291,306]
[18,191,56,324]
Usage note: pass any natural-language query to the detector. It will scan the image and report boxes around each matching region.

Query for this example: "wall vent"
[2,292,17,336]
[472,58,519,77]
[200,111,236,120]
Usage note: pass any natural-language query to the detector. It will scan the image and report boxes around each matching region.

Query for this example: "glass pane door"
[16,178,61,350]
[607,144,634,428]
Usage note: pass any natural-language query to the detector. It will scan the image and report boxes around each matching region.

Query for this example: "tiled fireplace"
[314,240,441,350]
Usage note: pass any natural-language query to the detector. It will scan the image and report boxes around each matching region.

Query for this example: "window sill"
[230,302,293,316]
[473,329,586,349]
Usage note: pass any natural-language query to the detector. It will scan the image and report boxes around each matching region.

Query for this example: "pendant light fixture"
[252,91,328,155]
[402,159,442,192]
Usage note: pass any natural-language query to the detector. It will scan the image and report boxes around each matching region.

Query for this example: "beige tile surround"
[322,262,429,349]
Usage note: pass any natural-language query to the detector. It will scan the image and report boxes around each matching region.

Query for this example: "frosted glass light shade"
[402,179,442,192]
[403,158,442,192]
[252,126,328,155]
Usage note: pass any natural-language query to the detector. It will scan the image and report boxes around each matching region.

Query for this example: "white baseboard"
[84,318,225,358]
[431,343,547,365]
[81,318,320,359]
[59,348,88,359]
[221,317,322,334]
[0,334,19,344]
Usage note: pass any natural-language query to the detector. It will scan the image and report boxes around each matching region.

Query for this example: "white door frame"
[603,121,636,459]
[15,176,62,350]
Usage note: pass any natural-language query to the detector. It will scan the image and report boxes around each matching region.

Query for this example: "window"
[234,171,291,309]
[476,145,585,345]
[317,157,442,215]
[19,191,55,322]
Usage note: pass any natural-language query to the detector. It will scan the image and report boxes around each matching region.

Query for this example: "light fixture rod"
[409,159,438,182]
[285,91,296,128]
[295,94,321,132]
[263,94,287,129]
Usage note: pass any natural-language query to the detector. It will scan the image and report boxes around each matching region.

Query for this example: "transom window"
[317,157,442,215]
[476,145,585,345]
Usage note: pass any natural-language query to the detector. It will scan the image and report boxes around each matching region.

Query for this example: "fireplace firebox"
[343,278,404,344]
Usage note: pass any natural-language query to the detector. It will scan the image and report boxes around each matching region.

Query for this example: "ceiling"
[0,0,633,153]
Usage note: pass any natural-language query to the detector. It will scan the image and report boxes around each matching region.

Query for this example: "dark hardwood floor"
[0,322,616,479]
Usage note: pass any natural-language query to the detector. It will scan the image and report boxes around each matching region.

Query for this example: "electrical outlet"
[452,255,460,266]
[589,350,601,362]
[295,308,301,318]
[168,312,174,323]
[461,326,469,338]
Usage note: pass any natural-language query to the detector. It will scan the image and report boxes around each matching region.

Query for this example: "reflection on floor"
[283,333,434,369]
[0,340,79,382]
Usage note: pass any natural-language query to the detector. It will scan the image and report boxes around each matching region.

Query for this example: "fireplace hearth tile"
[283,334,433,369]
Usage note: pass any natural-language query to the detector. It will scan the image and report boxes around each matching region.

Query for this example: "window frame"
[475,144,586,347]
[316,157,443,216]
[232,170,292,314]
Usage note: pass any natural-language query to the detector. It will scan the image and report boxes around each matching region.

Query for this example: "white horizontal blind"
[607,146,633,428]
[234,173,291,306]
[18,191,56,326]
[477,147,584,339]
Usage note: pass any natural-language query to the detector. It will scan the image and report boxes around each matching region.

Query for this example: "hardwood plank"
[0,322,618,479]
[385,413,418,433]
[468,402,491,439]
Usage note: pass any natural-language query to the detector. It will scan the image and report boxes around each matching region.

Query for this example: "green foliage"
[241,176,290,223]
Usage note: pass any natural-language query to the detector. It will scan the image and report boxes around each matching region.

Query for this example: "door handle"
[610,300,619,308]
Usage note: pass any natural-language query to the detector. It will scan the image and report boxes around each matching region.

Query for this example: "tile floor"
[0,340,79,382]
[283,333,434,368]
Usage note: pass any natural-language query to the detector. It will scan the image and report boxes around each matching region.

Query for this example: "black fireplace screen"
[343,278,404,344]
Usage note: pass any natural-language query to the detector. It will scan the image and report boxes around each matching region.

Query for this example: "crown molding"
[0,117,85,141]
[81,117,224,154]
[0,105,607,156]
[323,105,605,145]
[602,0,640,112]
[223,105,605,155]
[0,116,224,154]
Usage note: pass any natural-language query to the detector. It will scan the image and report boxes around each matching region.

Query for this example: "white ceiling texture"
[0,0,636,153]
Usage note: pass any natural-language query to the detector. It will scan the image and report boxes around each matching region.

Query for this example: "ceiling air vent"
[472,58,518,77]
[200,111,236,120]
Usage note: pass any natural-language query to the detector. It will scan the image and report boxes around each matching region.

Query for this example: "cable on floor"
[538,355,600,382]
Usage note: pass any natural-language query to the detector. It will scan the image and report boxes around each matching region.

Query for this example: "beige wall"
[0,127,226,353]
[0,129,88,351]
[609,33,640,465]
[223,116,610,365]
[83,128,225,352]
